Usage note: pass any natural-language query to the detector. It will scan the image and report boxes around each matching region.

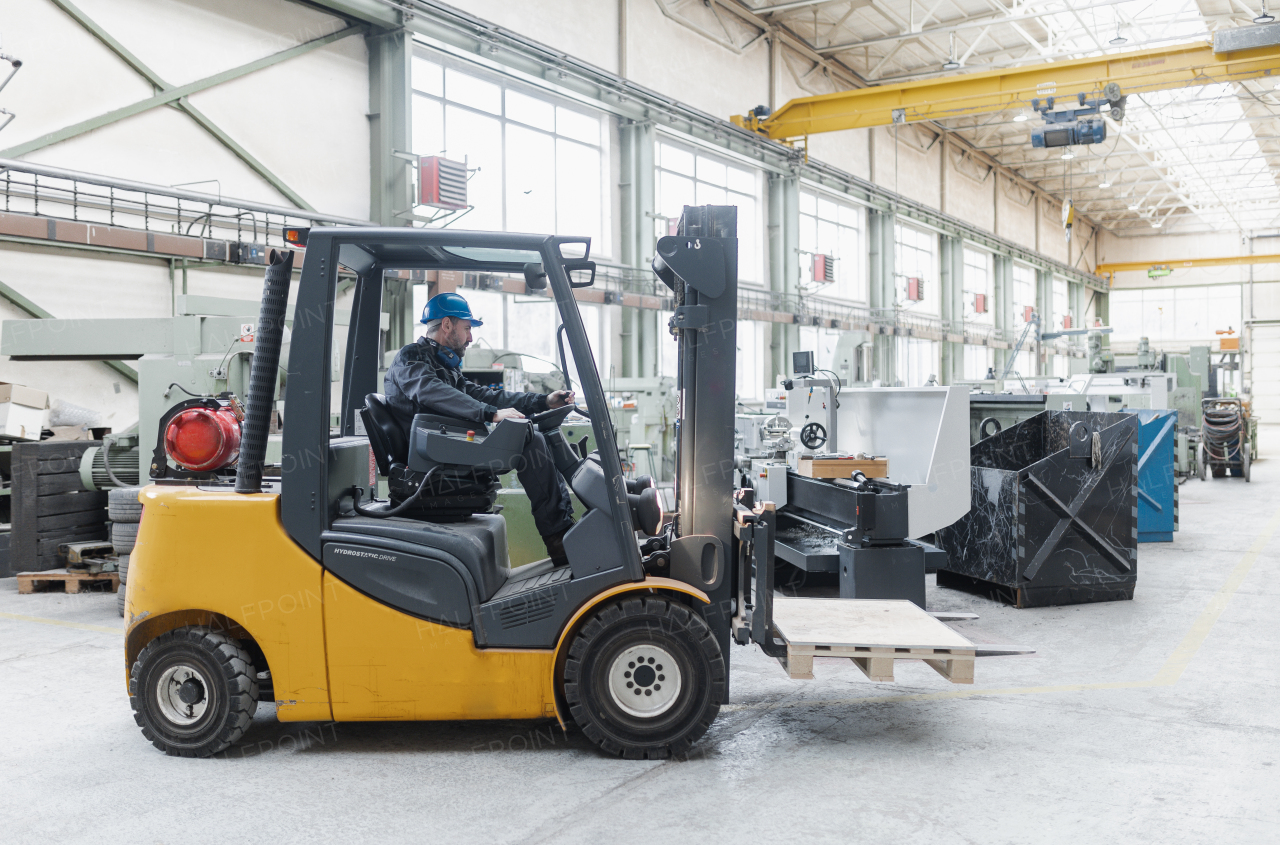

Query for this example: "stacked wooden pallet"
[8,440,107,576]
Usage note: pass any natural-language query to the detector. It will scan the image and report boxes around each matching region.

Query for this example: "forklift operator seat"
[360,393,505,521]
[363,393,409,476]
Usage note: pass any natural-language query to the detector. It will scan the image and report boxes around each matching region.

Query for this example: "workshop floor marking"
[724,504,1280,714]
[0,610,122,635]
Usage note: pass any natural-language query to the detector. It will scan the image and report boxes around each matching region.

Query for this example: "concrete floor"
[3,430,1279,844]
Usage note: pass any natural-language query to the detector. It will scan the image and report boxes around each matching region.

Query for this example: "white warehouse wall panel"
[3,0,370,218]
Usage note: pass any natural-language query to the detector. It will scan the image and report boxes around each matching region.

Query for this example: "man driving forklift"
[384,292,577,565]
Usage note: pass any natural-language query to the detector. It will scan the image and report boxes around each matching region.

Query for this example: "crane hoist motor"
[1031,84,1126,149]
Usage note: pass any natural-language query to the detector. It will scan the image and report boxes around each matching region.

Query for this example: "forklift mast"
[656,205,740,665]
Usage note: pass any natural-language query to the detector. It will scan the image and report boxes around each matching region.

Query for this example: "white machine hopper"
[833,386,971,537]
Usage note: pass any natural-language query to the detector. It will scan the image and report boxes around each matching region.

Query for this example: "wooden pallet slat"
[17,567,120,594]
[772,597,979,685]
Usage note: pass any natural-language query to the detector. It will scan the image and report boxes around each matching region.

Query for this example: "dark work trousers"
[514,430,576,539]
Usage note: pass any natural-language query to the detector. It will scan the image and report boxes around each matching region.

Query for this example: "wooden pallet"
[16,567,120,594]
[772,597,976,684]
[797,456,889,479]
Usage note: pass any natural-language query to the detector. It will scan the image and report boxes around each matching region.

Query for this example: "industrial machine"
[968,390,1086,445]
[736,369,970,608]
[122,210,1024,760]
[0,296,290,484]
[604,376,677,490]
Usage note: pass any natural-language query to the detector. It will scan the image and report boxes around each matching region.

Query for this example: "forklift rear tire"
[564,597,724,760]
[130,626,259,758]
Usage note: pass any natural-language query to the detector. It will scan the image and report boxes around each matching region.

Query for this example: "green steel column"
[368,24,412,227]
[868,208,896,385]
[619,120,655,378]
[939,235,964,385]
[992,254,1011,375]
[767,172,799,388]
[1036,268,1052,376]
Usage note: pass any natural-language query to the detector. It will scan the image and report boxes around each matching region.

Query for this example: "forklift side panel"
[322,574,557,721]
[125,486,332,722]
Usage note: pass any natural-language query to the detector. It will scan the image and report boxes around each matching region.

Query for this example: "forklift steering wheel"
[800,422,827,450]
[528,403,587,432]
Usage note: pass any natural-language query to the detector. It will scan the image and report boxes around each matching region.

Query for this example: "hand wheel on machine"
[799,422,827,450]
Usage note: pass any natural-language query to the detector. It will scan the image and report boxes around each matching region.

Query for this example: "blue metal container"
[1132,409,1178,543]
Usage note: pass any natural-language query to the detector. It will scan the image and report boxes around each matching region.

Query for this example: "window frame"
[410,51,612,258]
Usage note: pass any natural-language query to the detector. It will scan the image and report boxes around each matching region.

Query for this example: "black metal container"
[935,410,1139,608]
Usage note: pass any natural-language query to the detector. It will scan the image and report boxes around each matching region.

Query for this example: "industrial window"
[799,189,865,303]
[1011,261,1036,327]
[962,247,993,325]
[1110,285,1243,344]
[654,139,762,283]
[1052,276,1070,331]
[894,223,938,315]
[410,55,608,255]
[736,320,767,402]
[964,345,994,381]
[895,337,938,387]
[798,325,847,374]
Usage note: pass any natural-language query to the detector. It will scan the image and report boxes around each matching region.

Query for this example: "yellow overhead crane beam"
[732,41,1280,140]
[1097,253,1280,280]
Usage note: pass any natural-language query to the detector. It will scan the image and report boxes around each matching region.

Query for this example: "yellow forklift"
[124,206,999,759]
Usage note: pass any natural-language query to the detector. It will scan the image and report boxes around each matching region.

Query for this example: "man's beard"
[445,329,469,357]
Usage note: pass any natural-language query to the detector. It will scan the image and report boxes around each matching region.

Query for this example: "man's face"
[440,316,473,355]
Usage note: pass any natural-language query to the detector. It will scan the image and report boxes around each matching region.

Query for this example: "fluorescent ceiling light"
[1061,150,1076,159]
[1099,179,1112,188]
[1013,111,1028,122]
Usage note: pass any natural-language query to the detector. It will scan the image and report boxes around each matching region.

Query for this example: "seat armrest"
[413,413,490,436]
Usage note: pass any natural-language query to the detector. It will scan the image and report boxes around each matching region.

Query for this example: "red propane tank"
[164,406,241,471]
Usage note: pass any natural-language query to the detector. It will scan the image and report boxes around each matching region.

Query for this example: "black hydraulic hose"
[1202,404,1244,462]
[349,468,439,518]
[235,249,294,494]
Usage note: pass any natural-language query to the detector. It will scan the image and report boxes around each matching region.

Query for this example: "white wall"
[2,0,370,218]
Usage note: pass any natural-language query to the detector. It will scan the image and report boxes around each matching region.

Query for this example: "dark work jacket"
[384,336,549,428]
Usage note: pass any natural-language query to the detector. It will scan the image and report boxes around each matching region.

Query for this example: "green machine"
[0,295,296,485]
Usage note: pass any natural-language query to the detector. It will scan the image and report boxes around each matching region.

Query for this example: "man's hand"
[547,389,576,409]
[492,408,526,423]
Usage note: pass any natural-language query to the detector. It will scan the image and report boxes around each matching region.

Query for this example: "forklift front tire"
[564,596,724,760]
[130,627,259,758]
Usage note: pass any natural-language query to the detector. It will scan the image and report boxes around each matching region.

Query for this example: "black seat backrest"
[362,393,408,477]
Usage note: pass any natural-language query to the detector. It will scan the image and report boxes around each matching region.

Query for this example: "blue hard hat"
[422,292,483,326]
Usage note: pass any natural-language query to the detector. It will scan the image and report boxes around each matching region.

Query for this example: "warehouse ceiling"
[739,0,1280,235]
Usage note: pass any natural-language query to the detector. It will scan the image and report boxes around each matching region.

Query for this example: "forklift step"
[771,597,978,684]
[17,567,120,595]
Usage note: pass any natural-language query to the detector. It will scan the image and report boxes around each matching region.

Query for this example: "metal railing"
[0,158,372,249]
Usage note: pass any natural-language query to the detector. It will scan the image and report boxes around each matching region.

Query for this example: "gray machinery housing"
[737,383,970,608]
